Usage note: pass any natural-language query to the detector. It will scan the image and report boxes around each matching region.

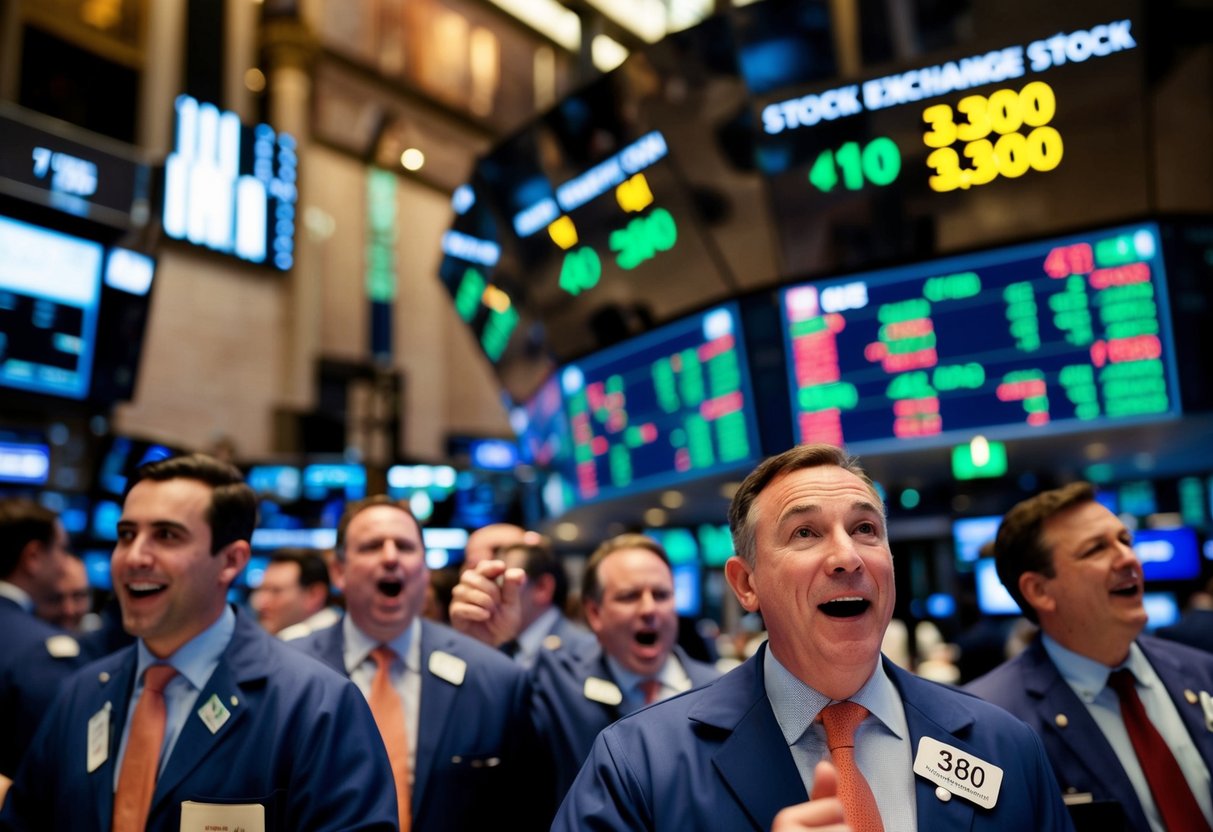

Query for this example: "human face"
[112,478,247,658]
[1028,500,1146,664]
[584,548,678,677]
[37,556,91,631]
[253,561,311,635]
[334,505,428,643]
[725,465,894,699]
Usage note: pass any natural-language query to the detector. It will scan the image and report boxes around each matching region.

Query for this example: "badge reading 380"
[912,736,1004,809]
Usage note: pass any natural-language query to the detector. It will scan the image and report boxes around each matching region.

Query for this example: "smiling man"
[967,482,1213,832]
[553,444,1072,832]
[0,454,397,831]
[290,496,549,832]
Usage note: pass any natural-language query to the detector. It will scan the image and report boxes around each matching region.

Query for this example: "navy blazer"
[965,634,1213,831]
[1156,608,1213,655]
[554,646,1074,832]
[292,617,550,832]
[0,596,90,778]
[532,640,720,804]
[0,607,397,831]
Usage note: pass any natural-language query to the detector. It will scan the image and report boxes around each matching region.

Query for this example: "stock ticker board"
[547,303,761,505]
[779,222,1180,451]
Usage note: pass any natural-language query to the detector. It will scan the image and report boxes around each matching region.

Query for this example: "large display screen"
[557,303,761,505]
[780,222,1180,451]
[756,5,1150,276]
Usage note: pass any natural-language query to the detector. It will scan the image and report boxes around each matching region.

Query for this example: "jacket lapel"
[1141,637,1213,768]
[695,648,806,831]
[412,622,459,822]
[91,651,137,831]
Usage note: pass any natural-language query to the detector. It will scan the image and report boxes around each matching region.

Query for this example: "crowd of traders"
[0,444,1211,831]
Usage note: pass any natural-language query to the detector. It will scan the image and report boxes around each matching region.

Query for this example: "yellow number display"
[923,81,1064,192]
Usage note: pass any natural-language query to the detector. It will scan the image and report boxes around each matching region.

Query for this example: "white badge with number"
[913,736,1003,809]
[197,693,231,735]
[87,704,110,773]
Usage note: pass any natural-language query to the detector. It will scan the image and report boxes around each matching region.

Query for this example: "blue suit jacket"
[0,596,90,778]
[965,634,1213,831]
[0,608,397,831]
[554,646,1074,831]
[1156,609,1213,655]
[532,640,720,804]
[292,617,550,831]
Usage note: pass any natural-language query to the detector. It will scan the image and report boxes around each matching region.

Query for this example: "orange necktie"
[640,678,662,705]
[370,646,412,832]
[820,701,884,832]
[113,664,177,832]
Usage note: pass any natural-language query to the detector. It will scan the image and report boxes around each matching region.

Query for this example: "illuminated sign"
[163,95,298,270]
[779,223,1180,451]
[0,104,149,229]
[559,303,760,504]
[0,441,50,484]
[762,20,1136,134]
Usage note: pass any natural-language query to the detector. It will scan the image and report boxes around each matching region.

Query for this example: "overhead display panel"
[757,2,1150,275]
[780,222,1180,451]
[556,302,761,505]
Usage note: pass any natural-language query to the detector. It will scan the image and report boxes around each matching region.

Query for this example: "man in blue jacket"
[554,444,1073,831]
[0,454,397,831]
[453,533,719,804]
[291,496,548,832]
[966,482,1213,832]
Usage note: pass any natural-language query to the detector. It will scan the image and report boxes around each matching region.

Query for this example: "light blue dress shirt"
[605,652,691,714]
[342,615,422,782]
[113,605,236,788]
[1043,634,1213,832]
[764,650,917,831]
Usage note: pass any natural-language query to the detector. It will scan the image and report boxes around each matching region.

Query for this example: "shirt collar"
[604,651,687,693]
[0,580,34,612]
[764,648,903,747]
[135,604,237,690]
[1043,634,1154,702]
[342,614,421,675]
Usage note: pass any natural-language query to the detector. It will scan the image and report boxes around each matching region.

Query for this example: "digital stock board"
[758,8,1150,274]
[527,303,761,507]
[779,222,1180,450]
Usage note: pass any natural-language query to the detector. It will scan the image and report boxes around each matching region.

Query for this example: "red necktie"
[112,664,177,832]
[820,701,884,832]
[369,646,412,832]
[1107,669,1211,832]
[640,678,662,705]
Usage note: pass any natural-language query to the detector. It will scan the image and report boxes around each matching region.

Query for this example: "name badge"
[429,651,467,686]
[583,677,623,707]
[87,704,110,773]
[197,694,231,735]
[179,799,265,832]
[913,736,1003,809]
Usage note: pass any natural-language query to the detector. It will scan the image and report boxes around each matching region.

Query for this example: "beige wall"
[112,145,510,461]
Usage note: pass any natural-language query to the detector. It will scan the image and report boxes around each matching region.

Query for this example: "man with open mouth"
[968,482,1213,832]
[291,495,550,832]
[553,444,1072,831]
[0,454,397,831]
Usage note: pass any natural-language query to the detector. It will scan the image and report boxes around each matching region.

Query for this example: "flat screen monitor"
[1142,591,1180,631]
[0,440,50,485]
[387,464,458,525]
[81,549,113,591]
[94,436,178,498]
[779,222,1180,451]
[952,515,1001,567]
[557,302,762,505]
[1135,527,1201,582]
[246,465,303,501]
[974,557,1020,616]
[672,562,702,618]
[422,527,470,570]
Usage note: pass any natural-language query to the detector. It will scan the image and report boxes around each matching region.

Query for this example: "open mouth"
[126,582,166,600]
[634,630,658,647]
[818,597,871,618]
[377,578,404,598]
[1110,584,1140,598]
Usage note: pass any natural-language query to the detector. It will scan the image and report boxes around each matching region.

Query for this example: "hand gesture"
[448,559,526,647]
[771,762,851,831]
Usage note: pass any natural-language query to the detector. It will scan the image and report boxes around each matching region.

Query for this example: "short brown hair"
[993,481,1096,623]
[334,496,422,561]
[728,444,882,567]
[581,533,670,604]
[128,454,256,554]
[0,498,58,578]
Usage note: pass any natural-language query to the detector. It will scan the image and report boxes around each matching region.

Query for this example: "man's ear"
[218,541,251,587]
[725,556,760,613]
[583,596,603,635]
[1019,571,1054,616]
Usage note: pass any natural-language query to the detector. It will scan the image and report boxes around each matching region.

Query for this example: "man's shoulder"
[963,647,1040,704]
[423,619,529,681]
[1138,633,1213,678]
